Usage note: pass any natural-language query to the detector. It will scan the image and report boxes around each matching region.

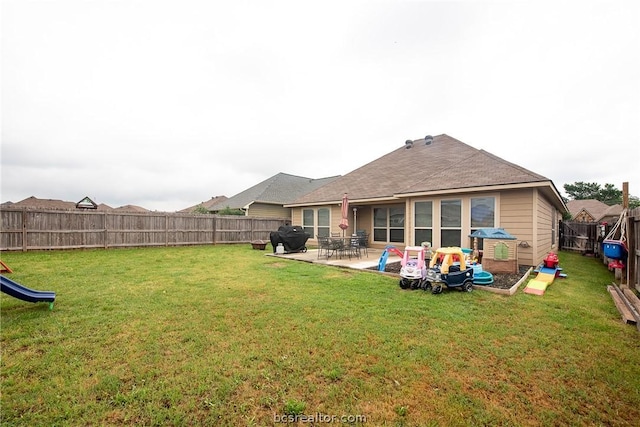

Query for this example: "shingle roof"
[8,196,115,211]
[11,196,77,210]
[291,134,550,205]
[113,205,149,213]
[566,199,623,222]
[179,196,228,213]
[211,173,340,210]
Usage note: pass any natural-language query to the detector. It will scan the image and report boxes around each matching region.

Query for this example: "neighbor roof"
[8,196,115,211]
[288,134,565,211]
[179,196,228,213]
[11,196,77,210]
[566,199,623,222]
[114,205,149,213]
[211,172,340,211]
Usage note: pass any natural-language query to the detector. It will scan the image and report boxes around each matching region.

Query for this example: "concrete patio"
[265,247,402,271]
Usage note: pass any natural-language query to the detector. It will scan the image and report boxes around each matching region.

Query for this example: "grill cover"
[269,225,310,253]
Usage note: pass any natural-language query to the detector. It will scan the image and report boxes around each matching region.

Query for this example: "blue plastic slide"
[1,275,56,310]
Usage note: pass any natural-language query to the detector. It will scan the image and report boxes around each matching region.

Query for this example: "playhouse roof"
[468,228,517,240]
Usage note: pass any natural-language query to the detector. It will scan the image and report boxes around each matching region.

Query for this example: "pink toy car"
[398,246,428,289]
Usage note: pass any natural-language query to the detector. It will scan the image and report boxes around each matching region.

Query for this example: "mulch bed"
[372,262,531,290]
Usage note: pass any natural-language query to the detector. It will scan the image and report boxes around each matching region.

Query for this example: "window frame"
[440,198,462,247]
[373,206,405,243]
[414,200,433,246]
[302,208,331,238]
[469,196,496,250]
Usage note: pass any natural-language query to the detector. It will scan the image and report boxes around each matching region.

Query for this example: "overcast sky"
[2,0,639,211]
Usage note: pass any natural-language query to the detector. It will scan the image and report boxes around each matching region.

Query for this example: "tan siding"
[291,208,301,226]
[330,205,342,234]
[535,191,554,264]
[499,189,535,266]
[248,203,292,219]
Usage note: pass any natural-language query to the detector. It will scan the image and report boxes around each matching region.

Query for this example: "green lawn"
[1,246,639,426]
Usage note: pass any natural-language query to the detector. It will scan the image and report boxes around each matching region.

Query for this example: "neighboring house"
[8,196,113,211]
[180,196,228,214]
[9,196,77,210]
[4,196,158,212]
[113,205,149,213]
[286,134,568,267]
[209,172,340,218]
[565,199,622,224]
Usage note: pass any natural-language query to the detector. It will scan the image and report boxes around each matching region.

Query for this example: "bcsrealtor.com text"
[274,412,367,423]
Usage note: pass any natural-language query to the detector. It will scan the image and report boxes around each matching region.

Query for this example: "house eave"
[394,181,568,213]
[286,182,567,213]
[285,196,400,208]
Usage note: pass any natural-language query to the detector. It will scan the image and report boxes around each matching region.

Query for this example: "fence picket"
[0,208,288,251]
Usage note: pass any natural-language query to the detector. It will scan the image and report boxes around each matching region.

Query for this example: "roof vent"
[405,139,413,149]
[425,135,433,145]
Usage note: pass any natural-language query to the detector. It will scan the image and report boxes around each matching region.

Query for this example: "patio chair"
[329,237,347,258]
[345,235,362,259]
[317,236,331,259]
[356,232,369,257]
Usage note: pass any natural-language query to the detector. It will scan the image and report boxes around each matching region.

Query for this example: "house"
[286,134,568,267]
[113,205,149,213]
[565,199,622,224]
[8,196,113,211]
[207,172,339,218]
[179,196,228,214]
[4,196,157,212]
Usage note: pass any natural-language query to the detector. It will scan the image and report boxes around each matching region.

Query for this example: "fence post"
[22,208,27,252]
[627,210,637,291]
[212,215,217,245]
[104,212,108,249]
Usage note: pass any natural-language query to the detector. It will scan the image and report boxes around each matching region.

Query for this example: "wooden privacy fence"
[628,207,640,292]
[0,208,289,251]
[560,221,599,254]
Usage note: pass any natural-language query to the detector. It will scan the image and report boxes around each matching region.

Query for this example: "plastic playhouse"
[468,228,518,274]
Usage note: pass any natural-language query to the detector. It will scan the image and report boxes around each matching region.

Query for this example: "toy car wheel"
[462,282,473,292]
[423,282,432,291]
[432,284,443,294]
[399,278,410,289]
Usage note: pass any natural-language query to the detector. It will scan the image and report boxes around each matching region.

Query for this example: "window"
[414,201,433,246]
[441,199,461,247]
[317,208,330,238]
[471,197,495,228]
[470,197,495,250]
[302,209,314,237]
[302,208,330,238]
[373,207,405,243]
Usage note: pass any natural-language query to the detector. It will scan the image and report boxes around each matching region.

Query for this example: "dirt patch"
[371,262,531,290]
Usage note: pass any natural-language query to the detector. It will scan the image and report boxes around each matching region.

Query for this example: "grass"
[1,246,639,426]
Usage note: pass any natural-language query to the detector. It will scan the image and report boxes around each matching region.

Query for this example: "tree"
[218,206,245,216]
[563,182,608,201]
[192,204,211,214]
[598,183,623,205]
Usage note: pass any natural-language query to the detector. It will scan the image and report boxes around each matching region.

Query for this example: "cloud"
[2,0,639,211]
